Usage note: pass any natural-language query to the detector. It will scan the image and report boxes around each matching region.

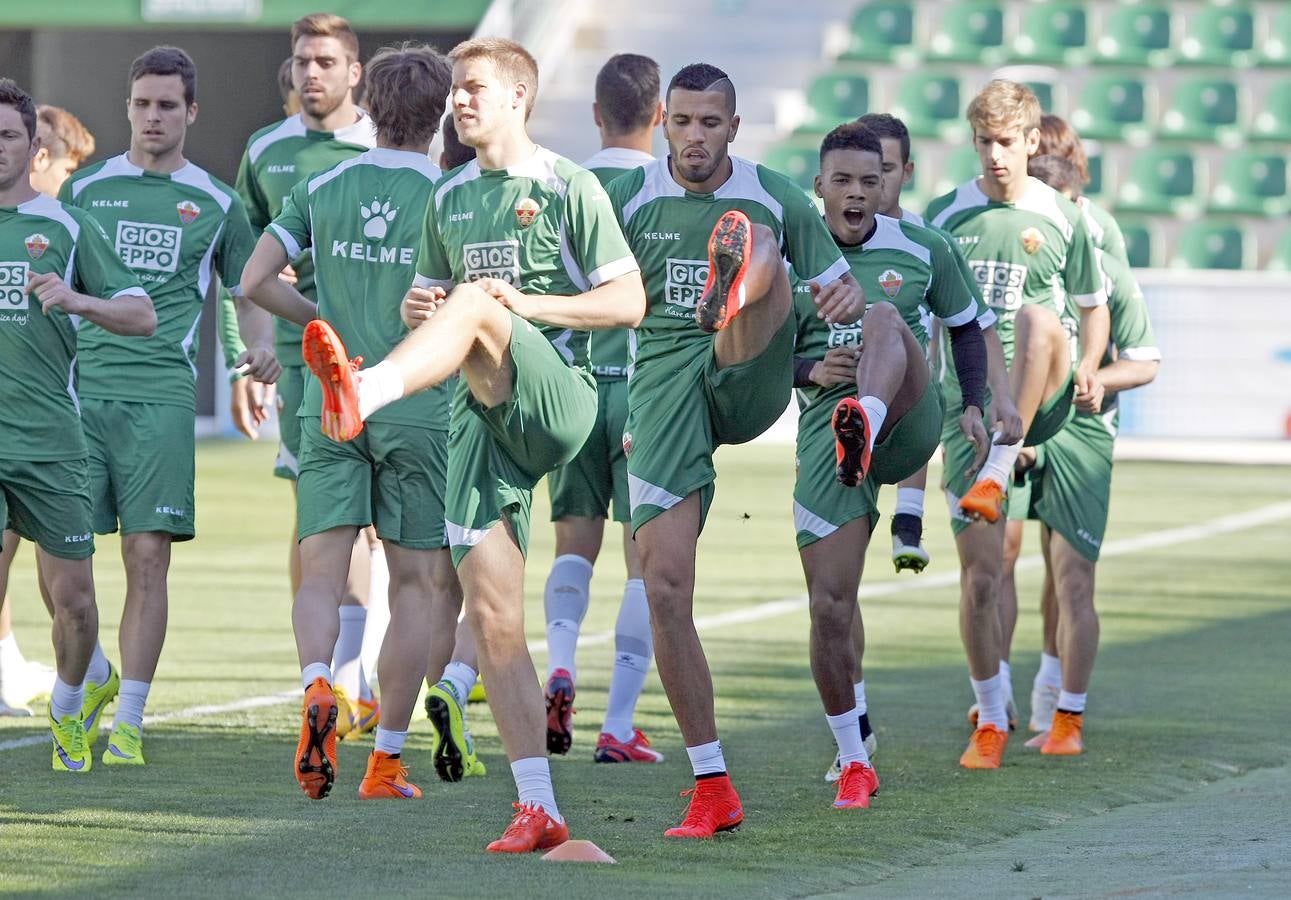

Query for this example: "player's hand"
[28,272,86,316]
[810,347,861,387]
[991,394,1024,446]
[811,272,865,325]
[230,376,273,439]
[475,277,532,316]
[234,347,281,384]
[1074,370,1105,414]
[278,264,298,286]
[959,405,990,477]
[401,285,447,328]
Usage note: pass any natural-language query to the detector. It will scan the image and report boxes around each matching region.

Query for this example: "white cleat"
[891,534,930,573]
[1029,682,1061,733]
[967,698,1019,731]
[825,731,878,782]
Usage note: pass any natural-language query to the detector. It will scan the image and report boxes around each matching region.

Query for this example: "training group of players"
[0,10,1160,853]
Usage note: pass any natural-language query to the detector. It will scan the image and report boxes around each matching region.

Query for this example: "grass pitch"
[0,440,1288,897]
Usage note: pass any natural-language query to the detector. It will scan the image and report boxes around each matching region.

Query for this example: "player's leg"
[109,531,172,764]
[0,530,53,715]
[828,607,876,782]
[953,519,1010,768]
[39,550,99,773]
[331,533,370,738]
[891,466,931,573]
[425,578,488,782]
[708,223,795,368]
[543,516,602,754]
[1040,529,1097,756]
[357,529,388,730]
[1031,531,1062,732]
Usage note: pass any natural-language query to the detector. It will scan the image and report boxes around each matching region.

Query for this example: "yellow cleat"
[350,695,380,738]
[81,664,119,746]
[103,722,145,766]
[333,684,357,740]
[49,710,92,773]
[468,676,487,704]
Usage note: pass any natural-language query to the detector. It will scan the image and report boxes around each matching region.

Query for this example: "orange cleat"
[959,724,1008,769]
[1040,710,1084,756]
[294,677,338,799]
[594,728,665,763]
[486,803,570,853]
[832,397,873,487]
[302,319,364,442]
[1024,731,1049,749]
[664,774,744,838]
[352,695,380,738]
[958,479,1006,523]
[695,209,752,333]
[358,750,422,799]
[545,668,575,755]
[833,761,880,809]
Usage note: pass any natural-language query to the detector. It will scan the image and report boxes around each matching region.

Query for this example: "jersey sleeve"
[780,183,849,286]
[1065,213,1108,308]
[562,170,638,289]
[266,180,312,260]
[70,212,147,300]
[1099,214,1129,267]
[235,148,271,232]
[216,286,247,371]
[925,229,979,328]
[413,191,454,290]
[932,224,996,330]
[1105,258,1159,361]
[216,193,258,298]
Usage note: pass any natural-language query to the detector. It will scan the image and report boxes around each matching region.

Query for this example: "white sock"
[359,544,390,684]
[976,434,1023,490]
[441,661,476,707]
[511,756,562,822]
[356,360,405,421]
[544,554,593,679]
[1000,659,1014,704]
[115,679,150,731]
[853,679,867,715]
[602,578,651,742]
[858,396,888,451]
[1058,690,1087,713]
[826,706,870,768]
[686,739,727,777]
[1037,652,1063,688]
[300,662,332,689]
[85,643,111,686]
[332,605,366,698]
[50,676,83,721]
[894,487,925,518]
[374,726,407,756]
[0,632,27,668]
[970,672,1008,730]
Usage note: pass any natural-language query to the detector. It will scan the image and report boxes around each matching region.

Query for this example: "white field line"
[3,499,1289,754]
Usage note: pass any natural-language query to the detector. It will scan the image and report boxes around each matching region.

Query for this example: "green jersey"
[235,112,376,366]
[1082,250,1159,437]
[62,155,255,408]
[583,147,653,380]
[269,147,451,428]
[795,215,981,409]
[415,146,639,370]
[1078,196,1128,266]
[608,155,849,367]
[0,195,146,461]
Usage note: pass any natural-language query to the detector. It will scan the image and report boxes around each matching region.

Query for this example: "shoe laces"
[837,762,872,796]
[976,726,1007,756]
[1050,712,1080,742]
[59,719,87,756]
[630,729,651,747]
[501,802,547,836]
[677,782,722,825]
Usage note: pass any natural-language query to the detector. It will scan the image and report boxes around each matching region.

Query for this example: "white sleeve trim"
[1073,289,1108,308]
[806,255,852,287]
[268,223,303,259]
[586,255,639,288]
[1119,345,1161,362]
[412,273,454,291]
[976,309,998,330]
[110,287,148,299]
[940,304,978,328]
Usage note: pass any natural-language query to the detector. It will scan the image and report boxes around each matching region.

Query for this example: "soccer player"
[235,13,381,736]
[30,105,95,199]
[242,42,462,799]
[926,79,1108,768]
[60,47,278,765]
[606,63,860,836]
[795,122,990,808]
[277,56,301,118]
[0,78,156,770]
[439,112,474,170]
[317,37,645,852]
[541,52,664,764]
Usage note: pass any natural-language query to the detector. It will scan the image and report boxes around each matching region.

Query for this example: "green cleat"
[49,710,92,773]
[425,680,485,782]
[103,722,145,766]
[81,664,119,746]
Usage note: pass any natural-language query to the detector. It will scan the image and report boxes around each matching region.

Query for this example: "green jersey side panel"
[1078,250,1159,437]
[1080,197,1128,266]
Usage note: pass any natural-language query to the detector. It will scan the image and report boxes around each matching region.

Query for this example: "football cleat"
[1029,682,1061,733]
[833,761,880,809]
[958,479,1005,523]
[832,397,873,487]
[332,684,357,740]
[302,319,364,442]
[664,774,744,838]
[425,679,486,782]
[486,803,569,853]
[1040,711,1084,756]
[967,697,1019,731]
[468,676,487,704]
[358,750,422,799]
[544,668,575,755]
[826,716,878,782]
[49,711,91,773]
[695,209,752,333]
[351,694,380,739]
[594,728,665,763]
[81,663,120,746]
[959,724,1008,769]
[294,677,338,799]
[891,513,929,573]
[102,722,145,766]
[1024,731,1049,749]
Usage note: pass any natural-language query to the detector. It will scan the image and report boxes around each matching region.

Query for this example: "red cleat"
[833,761,879,809]
[594,728,664,763]
[664,774,744,838]
[832,397,873,487]
[545,668,575,755]
[486,802,570,853]
[302,319,364,442]
[695,210,752,333]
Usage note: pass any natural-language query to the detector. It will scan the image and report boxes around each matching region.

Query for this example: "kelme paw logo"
[361,199,397,240]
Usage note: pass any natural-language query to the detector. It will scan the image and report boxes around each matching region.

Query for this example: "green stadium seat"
[1172,222,1253,270]
[934,145,982,197]
[1095,3,1174,67]
[1178,3,1255,68]
[926,1,1006,64]
[797,72,869,134]
[1116,149,1202,216]
[1258,5,1291,67]
[1070,74,1153,144]
[840,1,916,63]
[763,144,819,193]
[1117,217,1160,268]
[1250,80,1291,142]
[1267,229,1291,271]
[1010,1,1089,65]
[1083,150,1107,199]
[1209,151,1288,216]
[890,74,964,140]
[1158,77,1242,145]
[1022,79,1058,115]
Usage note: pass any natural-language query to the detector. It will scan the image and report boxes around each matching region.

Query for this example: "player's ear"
[187,102,198,126]
[903,160,914,187]
[348,60,362,90]
[652,100,664,127]
[1024,126,1040,155]
[592,101,602,128]
[30,142,48,171]
[727,113,740,144]
[813,173,824,199]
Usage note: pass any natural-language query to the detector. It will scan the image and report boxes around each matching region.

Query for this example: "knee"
[962,565,998,611]
[808,587,855,634]
[862,300,900,334]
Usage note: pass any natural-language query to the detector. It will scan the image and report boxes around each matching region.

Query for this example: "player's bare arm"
[241,234,317,327]
[809,347,861,387]
[1074,302,1110,402]
[983,325,1023,444]
[1076,354,1159,413]
[401,284,449,328]
[809,272,864,325]
[475,272,646,330]
[28,272,155,336]
[231,296,281,383]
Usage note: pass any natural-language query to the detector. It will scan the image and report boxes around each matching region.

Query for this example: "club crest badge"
[621,431,633,456]
[878,268,903,298]
[24,233,49,260]
[177,201,200,225]
[515,197,540,229]
[1020,226,1044,255]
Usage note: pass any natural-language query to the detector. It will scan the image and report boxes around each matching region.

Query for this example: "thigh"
[869,379,944,486]
[1031,421,1112,563]
[705,309,795,446]
[1025,369,1076,447]
[0,457,95,560]
[793,399,879,550]
[445,399,532,568]
[369,422,449,551]
[547,383,613,523]
[295,418,374,542]
[94,402,196,540]
[275,364,307,481]
[602,379,633,524]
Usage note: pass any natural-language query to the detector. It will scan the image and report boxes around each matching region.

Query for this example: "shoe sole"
[695,212,750,334]
[545,678,575,756]
[664,816,743,839]
[958,490,1002,523]
[296,700,337,799]
[892,550,929,573]
[302,320,362,442]
[426,691,465,783]
[832,401,871,487]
